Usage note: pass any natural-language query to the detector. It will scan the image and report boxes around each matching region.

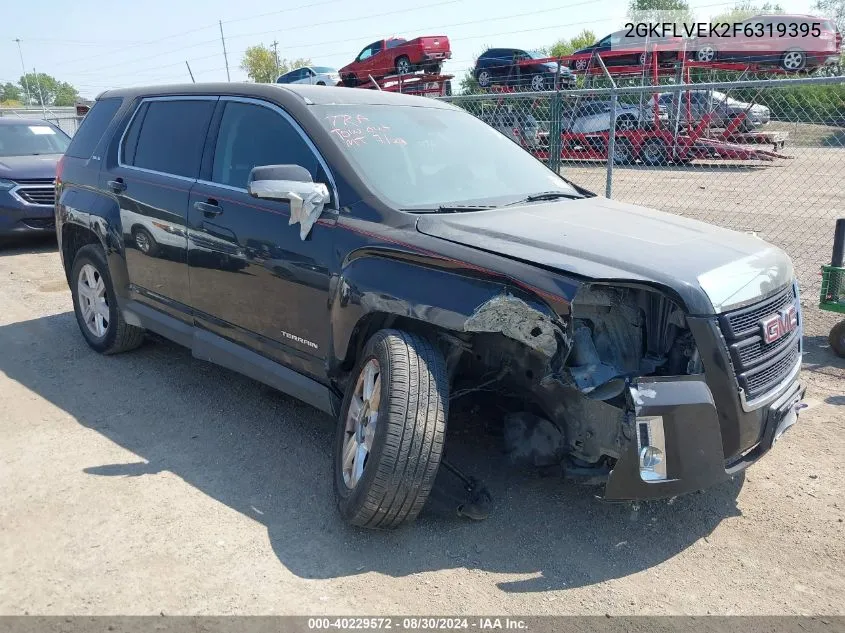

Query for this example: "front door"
[187,98,337,378]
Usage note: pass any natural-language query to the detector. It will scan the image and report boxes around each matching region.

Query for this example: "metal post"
[593,54,617,199]
[14,39,31,106]
[606,90,617,198]
[186,61,196,83]
[548,60,563,174]
[219,21,231,82]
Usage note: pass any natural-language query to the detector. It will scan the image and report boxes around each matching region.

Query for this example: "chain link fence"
[440,74,845,339]
[0,107,82,136]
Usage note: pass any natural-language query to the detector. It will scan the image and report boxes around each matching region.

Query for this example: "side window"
[211,101,319,190]
[65,97,122,159]
[127,99,215,178]
[358,43,378,61]
[121,101,149,166]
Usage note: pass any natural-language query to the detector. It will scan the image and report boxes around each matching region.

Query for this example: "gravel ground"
[0,238,843,616]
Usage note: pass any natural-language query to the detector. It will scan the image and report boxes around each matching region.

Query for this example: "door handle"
[108,179,126,193]
[194,200,223,218]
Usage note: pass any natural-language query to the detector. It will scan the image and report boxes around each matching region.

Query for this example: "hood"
[415,197,794,315]
[0,154,61,181]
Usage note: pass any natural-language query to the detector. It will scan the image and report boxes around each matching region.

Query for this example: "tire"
[316,81,326,86]
[529,74,546,91]
[342,74,359,87]
[476,70,492,88]
[640,138,668,166]
[780,49,806,71]
[334,329,448,529]
[830,320,845,358]
[70,244,144,355]
[132,226,158,257]
[395,56,413,76]
[613,138,635,165]
[617,114,638,131]
[696,45,717,63]
[639,51,649,66]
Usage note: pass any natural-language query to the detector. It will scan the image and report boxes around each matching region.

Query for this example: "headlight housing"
[0,178,16,191]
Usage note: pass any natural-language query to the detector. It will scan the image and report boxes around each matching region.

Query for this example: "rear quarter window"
[64,97,122,159]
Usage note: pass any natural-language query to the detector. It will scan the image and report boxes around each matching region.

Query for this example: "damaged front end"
[451,283,738,501]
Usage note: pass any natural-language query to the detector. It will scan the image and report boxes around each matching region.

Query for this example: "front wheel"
[696,45,717,63]
[334,329,448,529]
[395,56,413,75]
[640,137,668,166]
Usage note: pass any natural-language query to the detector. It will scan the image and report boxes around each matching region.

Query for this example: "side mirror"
[247,164,331,241]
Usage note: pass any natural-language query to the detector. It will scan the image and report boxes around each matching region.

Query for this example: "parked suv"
[0,118,70,239]
[56,84,805,528]
[474,48,576,91]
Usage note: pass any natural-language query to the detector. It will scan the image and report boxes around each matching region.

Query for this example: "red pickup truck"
[340,36,451,86]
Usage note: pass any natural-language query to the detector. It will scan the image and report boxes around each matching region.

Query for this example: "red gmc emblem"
[760,304,798,344]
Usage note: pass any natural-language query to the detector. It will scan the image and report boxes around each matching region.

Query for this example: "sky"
[1,0,818,100]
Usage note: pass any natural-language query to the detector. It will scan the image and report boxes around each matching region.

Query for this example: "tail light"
[55,155,65,189]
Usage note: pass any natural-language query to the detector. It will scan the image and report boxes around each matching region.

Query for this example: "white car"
[276,66,340,86]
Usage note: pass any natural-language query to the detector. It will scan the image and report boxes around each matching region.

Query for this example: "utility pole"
[185,61,196,83]
[32,68,47,117]
[13,38,31,106]
[219,21,231,82]
[271,40,280,77]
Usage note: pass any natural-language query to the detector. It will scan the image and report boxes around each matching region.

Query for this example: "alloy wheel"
[341,358,382,489]
[77,263,109,338]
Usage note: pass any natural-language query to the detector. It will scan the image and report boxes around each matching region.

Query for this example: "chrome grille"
[718,284,801,402]
[15,186,55,206]
[739,340,801,399]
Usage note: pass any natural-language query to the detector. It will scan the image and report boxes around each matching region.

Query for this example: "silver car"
[654,90,771,131]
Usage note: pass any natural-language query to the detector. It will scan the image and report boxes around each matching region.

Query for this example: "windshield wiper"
[504,191,584,206]
[402,205,496,214]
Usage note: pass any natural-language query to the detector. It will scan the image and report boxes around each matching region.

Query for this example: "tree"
[628,0,695,30]
[549,29,598,57]
[240,45,312,83]
[710,1,783,25]
[16,73,80,107]
[1,82,21,103]
[814,0,845,31]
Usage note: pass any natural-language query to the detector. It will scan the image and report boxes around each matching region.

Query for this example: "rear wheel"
[780,49,806,71]
[476,69,492,88]
[529,74,546,91]
[70,244,144,355]
[132,226,158,257]
[334,329,448,529]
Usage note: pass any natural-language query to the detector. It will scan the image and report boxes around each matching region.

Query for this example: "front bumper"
[604,375,804,501]
[0,190,55,238]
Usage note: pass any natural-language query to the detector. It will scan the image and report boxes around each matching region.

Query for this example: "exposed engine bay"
[448,284,703,472]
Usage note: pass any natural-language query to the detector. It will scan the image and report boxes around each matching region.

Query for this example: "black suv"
[56,83,804,529]
[474,48,576,91]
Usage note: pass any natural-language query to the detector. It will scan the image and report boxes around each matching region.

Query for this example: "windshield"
[312,66,337,73]
[0,123,70,157]
[315,104,579,210]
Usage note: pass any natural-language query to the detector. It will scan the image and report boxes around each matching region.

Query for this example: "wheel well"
[343,313,451,371]
[61,223,101,283]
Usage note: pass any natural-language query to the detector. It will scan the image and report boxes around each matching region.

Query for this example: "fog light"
[637,416,668,482]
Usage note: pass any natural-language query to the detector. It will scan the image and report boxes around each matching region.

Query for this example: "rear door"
[100,97,216,323]
[186,97,337,377]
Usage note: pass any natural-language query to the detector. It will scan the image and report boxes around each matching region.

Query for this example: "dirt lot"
[0,239,843,616]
